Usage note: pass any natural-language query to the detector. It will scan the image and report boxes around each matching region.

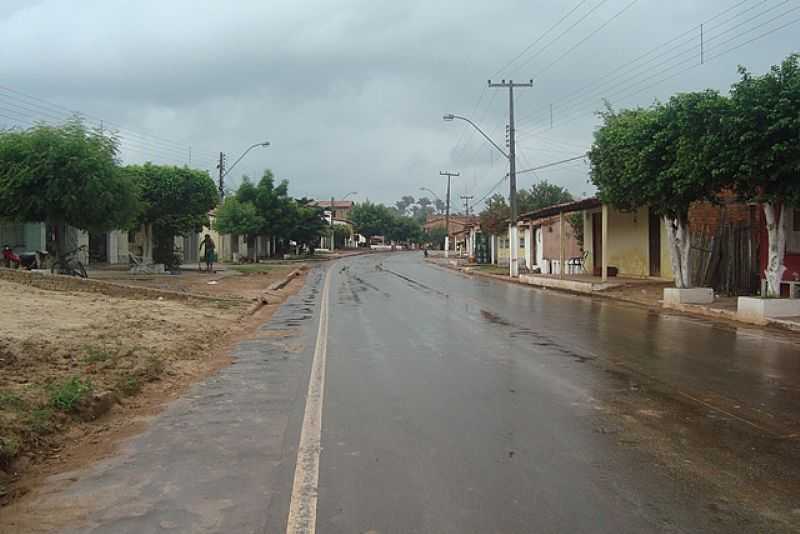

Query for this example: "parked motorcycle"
[2,245,47,270]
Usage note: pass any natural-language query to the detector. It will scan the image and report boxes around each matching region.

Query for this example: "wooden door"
[649,211,661,277]
[592,213,603,270]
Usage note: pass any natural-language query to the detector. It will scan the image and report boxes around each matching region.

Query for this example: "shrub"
[48,377,93,412]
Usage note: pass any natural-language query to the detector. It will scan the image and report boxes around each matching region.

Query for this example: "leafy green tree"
[727,54,800,296]
[0,119,140,255]
[288,199,326,253]
[434,198,446,214]
[589,91,731,288]
[213,197,264,254]
[237,171,296,249]
[394,195,416,215]
[479,194,510,237]
[333,224,352,248]
[351,201,395,238]
[124,163,218,267]
[417,197,432,209]
[518,180,574,214]
[386,215,423,244]
[424,226,448,250]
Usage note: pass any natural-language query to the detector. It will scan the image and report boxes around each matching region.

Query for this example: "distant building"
[312,200,354,222]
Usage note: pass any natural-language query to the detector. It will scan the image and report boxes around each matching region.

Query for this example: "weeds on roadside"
[83,346,113,364]
[0,391,26,411]
[47,377,93,413]
[25,408,55,435]
[114,375,142,397]
[0,435,20,463]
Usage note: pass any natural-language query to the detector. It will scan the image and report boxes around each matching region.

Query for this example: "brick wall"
[688,200,754,235]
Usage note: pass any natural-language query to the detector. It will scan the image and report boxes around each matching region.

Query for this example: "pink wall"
[541,218,581,259]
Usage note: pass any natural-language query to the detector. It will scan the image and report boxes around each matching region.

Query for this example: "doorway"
[648,211,661,277]
[592,212,603,271]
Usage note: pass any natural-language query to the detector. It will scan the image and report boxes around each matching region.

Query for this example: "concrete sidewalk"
[426,255,800,334]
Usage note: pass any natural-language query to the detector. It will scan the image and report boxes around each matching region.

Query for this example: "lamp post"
[218,141,270,198]
[443,113,519,277]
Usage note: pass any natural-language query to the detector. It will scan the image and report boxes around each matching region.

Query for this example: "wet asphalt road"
[314,253,800,533]
[18,252,800,533]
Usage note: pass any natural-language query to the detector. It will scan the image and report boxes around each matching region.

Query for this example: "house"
[319,217,357,250]
[424,214,479,250]
[1,221,128,266]
[758,205,800,292]
[313,200,354,222]
[543,195,758,295]
[518,208,582,274]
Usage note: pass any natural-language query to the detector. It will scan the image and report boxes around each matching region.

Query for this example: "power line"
[514,0,766,128]
[516,155,587,176]
[492,0,591,78]
[518,1,800,137]
[534,0,640,80]
[516,0,792,132]
[0,103,216,169]
[0,85,218,160]
[512,0,612,74]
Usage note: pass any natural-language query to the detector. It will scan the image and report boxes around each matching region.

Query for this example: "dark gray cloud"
[1,0,796,209]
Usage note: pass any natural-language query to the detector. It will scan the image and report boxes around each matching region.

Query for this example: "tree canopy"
[125,163,219,236]
[213,197,264,240]
[235,171,294,239]
[518,180,574,214]
[479,194,510,236]
[727,54,800,294]
[0,119,140,233]
[351,201,396,238]
[727,54,800,206]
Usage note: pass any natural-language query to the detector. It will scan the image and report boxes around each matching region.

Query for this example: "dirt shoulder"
[0,265,305,507]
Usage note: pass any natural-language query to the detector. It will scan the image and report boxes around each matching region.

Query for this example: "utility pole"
[440,171,459,258]
[217,152,227,198]
[460,195,474,217]
[329,196,335,251]
[488,79,533,277]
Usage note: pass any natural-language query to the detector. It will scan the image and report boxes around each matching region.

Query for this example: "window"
[520,236,525,248]
[794,209,800,232]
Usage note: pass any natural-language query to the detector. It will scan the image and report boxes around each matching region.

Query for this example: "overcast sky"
[0,0,797,211]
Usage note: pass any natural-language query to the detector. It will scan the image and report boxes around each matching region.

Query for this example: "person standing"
[199,234,216,273]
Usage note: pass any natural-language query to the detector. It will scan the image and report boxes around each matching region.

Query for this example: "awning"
[518,197,601,222]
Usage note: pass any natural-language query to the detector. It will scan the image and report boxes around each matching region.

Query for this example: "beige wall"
[583,206,673,280]
[494,230,526,265]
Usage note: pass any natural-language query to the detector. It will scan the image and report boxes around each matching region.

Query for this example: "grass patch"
[227,264,284,274]
[0,391,26,411]
[474,265,510,276]
[114,375,142,397]
[0,435,21,463]
[83,346,113,364]
[47,377,93,413]
[25,408,55,435]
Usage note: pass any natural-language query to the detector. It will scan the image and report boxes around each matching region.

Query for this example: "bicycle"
[51,245,88,278]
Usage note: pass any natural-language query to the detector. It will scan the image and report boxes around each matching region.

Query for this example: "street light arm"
[222,141,270,179]
[444,114,509,159]
[419,187,442,203]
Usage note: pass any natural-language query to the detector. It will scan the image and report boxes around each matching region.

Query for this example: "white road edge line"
[286,266,332,534]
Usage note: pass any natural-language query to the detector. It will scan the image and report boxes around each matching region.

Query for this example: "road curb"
[426,259,800,336]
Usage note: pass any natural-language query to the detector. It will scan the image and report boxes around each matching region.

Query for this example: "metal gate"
[475,233,490,264]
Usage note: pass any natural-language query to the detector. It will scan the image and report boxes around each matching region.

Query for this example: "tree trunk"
[763,202,787,297]
[664,215,692,289]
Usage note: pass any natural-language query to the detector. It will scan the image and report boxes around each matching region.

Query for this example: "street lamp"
[218,141,270,197]
[444,112,521,277]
